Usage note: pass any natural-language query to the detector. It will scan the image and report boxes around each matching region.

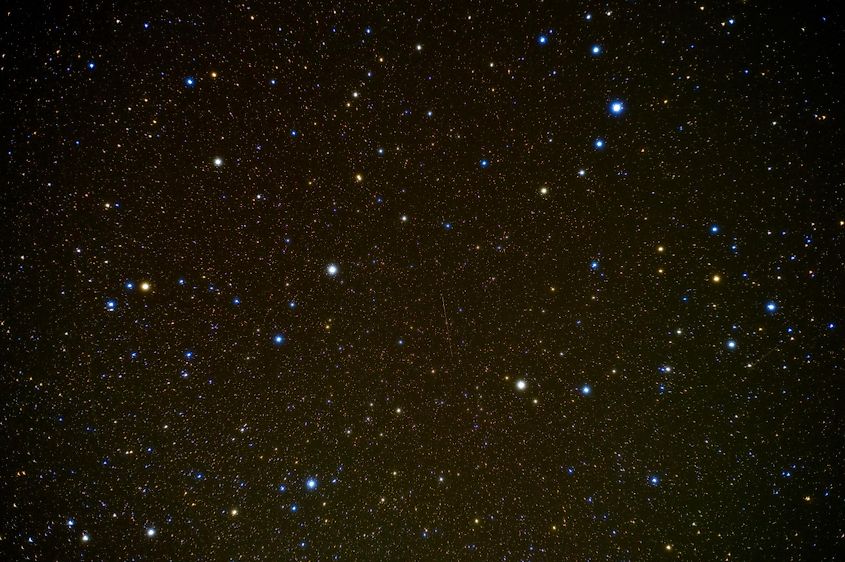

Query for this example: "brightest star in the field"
[609,100,625,115]
[515,379,527,391]
[326,264,338,276]
[213,157,223,167]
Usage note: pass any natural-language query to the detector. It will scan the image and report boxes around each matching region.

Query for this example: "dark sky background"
[2,1,843,560]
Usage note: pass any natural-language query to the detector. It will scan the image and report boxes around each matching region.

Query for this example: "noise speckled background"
[2,2,843,560]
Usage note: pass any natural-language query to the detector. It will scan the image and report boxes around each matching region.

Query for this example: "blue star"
[648,474,661,486]
[590,260,599,270]
[273,334,286,346]
[290,129,298,137]
[125,281,134,290]
[726,339,737,350]
[306,477,318,490]
[765,301,777,313]
[105,299,117,311]
[87,61,96,70]
[581,384,592,395]
[184,76,196,88]
[537,34,548,45]
[609,100,624,115]
[326,263,339,276]
[594,138,605,149]
[591,44,602,56]
[278,484,287,493]
[479,159,490,168]
[232,297,241,305]
[184,350,194,359]
[290,504,298,512]
[710,224,720,234]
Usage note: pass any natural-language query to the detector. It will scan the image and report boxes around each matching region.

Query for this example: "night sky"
[2,1,844,560]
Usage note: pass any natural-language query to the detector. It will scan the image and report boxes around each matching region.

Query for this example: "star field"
[1,2,843,560]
